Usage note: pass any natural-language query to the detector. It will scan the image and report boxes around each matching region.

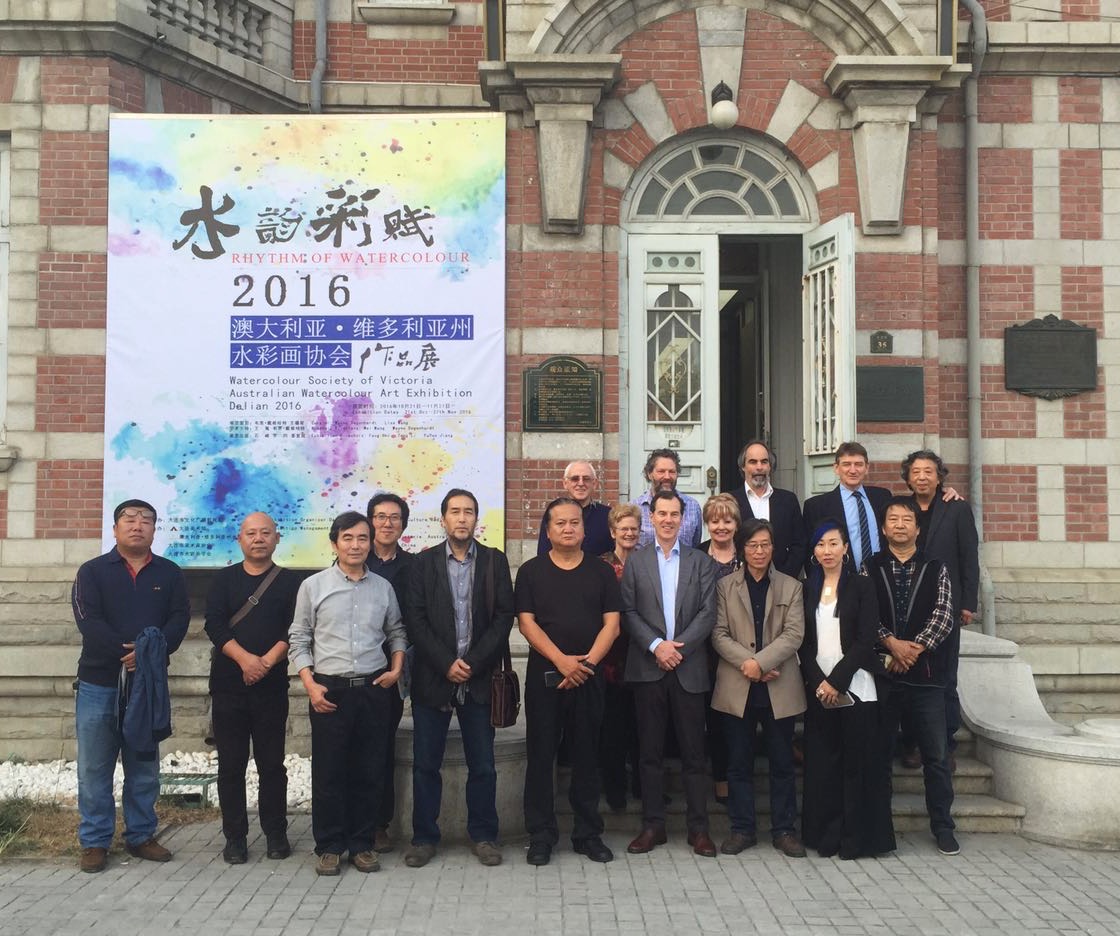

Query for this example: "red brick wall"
[0,490,7,540]
[1058,77,1102,123]
[982,364,1036,437]
[1064,465,1108,541]
[938,265,965,340]
[35,356,106,433]
[983,465,1038,540]
[292,21,484,84]
[938,363,968,439]
[40,131,108,225]
[614,13,705,132]
[1060,150,1102,240]
[41,57,110,103]
[977,76,1033,124]
[38,254,107,328]
[937,143,965,241]
[1062,0,1100,19]
[509,252,619,330]
[979,149,1033,239]
[854,254,933,328]
[161,79,212,113]
[980,266,1034,337]
[0,57,17,102]
[36,460,104,538]
[109,61,146,112]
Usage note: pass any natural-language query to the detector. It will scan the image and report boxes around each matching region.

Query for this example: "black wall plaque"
[1005,315,1097,400]
[523,356,602,432]
[870,330,893,354]
[857,366,925,422]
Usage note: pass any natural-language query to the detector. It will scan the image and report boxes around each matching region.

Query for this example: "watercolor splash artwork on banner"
[105,115,505,567]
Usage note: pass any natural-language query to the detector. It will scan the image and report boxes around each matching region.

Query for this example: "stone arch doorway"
[618,130,850,503]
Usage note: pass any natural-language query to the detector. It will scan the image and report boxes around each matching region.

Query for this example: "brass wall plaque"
[1005,315,1097,399]
[856,366,924,422]
[523,356,602,432]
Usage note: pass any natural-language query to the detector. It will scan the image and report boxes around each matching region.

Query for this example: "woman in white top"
[800,519,895,859]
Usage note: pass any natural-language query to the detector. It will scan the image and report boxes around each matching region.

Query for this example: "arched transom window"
[631,141,811,222]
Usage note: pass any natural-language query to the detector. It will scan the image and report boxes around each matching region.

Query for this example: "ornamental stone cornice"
[979,23,1120,75]
[480,55,622,235]
[824,55,962,235]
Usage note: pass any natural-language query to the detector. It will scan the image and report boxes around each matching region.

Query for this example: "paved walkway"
[2,819,1118,935]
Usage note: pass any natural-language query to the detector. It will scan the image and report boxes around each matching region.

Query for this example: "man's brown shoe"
[720,832,757,855]
[772,832,807,857]
[373,828,394,854]
[348,850,380,873]
[80,846,108,873]
[126,838,172,862]
[688,831,718,858]
[626,827,667,854]
[315,852,341,875]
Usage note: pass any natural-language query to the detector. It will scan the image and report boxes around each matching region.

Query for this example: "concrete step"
[556,791,1024,836]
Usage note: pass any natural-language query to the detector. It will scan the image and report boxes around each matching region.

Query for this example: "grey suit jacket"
[620,542,717,693]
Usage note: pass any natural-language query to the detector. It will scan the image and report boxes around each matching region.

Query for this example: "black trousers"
[632,672,709,835]
[309,682,390,855]
[375,688,404,831]
[212,689,289,840]
[524,667,605,846]
[599,681,640,805]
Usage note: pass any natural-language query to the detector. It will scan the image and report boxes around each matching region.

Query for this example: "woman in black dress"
[800,519,895,859]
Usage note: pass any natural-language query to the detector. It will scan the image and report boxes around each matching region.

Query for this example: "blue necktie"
[853,490,873,566]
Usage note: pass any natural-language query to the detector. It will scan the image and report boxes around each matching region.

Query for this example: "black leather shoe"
[526,841,552,866]
[266,831,291,860]
[222,837,248,864]
[573,836,614,863]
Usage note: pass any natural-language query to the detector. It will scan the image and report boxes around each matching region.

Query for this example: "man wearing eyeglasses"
[535,461,613,556]
[365,492,415,853]
[71,499,190,873]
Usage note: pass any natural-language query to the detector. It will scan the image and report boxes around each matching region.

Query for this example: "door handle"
[706,466,717,497]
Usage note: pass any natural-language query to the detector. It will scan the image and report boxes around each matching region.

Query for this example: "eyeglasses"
[118,510,155,523]
[372,513,402,525]
[565,475,595,483]
[744,542,773,551]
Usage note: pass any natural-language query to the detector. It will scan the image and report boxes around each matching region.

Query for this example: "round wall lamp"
[710,81,739,130]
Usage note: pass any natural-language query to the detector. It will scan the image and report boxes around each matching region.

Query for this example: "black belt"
[314,670,386,689]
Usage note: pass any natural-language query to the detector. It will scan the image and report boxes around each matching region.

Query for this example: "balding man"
[204,512,301,865]
[536,461,613,557]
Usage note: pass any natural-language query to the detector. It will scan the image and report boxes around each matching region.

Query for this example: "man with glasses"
[365,492,415,853]
[72,499,190,872]
[535,461,613,556]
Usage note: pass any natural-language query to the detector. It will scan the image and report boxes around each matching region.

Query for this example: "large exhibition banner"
[105,115,506,567]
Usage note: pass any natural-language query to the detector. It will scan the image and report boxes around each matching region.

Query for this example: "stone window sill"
[355,2,456,25]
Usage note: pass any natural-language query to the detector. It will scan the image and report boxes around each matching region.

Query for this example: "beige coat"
[710,568,807,721]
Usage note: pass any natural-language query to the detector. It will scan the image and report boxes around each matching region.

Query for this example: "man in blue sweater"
[72,499,190,873]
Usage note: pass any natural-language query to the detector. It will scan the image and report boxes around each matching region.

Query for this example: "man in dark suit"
[902,450,980,765]
[802,441,892,571]
[620,490,718,857]
[727,439,806,576]
[403,488,514,869]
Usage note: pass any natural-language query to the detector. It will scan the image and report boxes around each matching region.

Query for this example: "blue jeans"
[411,698,498,845]
[76,680,160,848]
[724,707,798,839]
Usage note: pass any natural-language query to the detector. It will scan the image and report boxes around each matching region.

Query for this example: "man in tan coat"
[711,518,807,857]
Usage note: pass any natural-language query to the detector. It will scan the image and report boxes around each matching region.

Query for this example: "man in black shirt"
[365,491,414,853]
[204,512,300,864]
[516,496,621,866]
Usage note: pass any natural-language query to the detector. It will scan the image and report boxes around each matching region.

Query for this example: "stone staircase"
[556,728,1025,835]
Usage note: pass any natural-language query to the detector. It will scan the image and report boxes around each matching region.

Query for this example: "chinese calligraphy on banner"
[105,115,506,566]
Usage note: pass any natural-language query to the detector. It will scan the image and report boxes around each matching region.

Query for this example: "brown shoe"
[315,852,341,876]
[687,831,718,858]
[901,746,922,769]
[772,832,807,858]
[126,838,172,862]
[626,827,667,854]
[348,850,380,873]
[80,846,108,873]
[373,828,394,854]
[720,832,757,855]
[403,843,437,868]
[472,841,503,866]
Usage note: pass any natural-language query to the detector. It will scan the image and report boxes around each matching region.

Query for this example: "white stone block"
[1036,514,1066,541]
[1002,541,1084,568]
[624,82,674,145]
[1069,124,1100,150]
[44,433,105,459]
[42,104,90,133]
[1034,404,1063,440]
[1003,123,1069,149]
[1033,282,1061,311]
[1036,464,1065,489]
[603,151,632,191]
[1032,76,1060,123]
[522,327,605,356]
[522,432,606,461]
[807,151,838,192]
[766,81,820,145]
[1005,437,1085,464]
[48,328,106,355]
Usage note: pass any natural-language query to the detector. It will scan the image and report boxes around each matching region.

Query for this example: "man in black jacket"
[726,439,806,576]
[865,496,958,856]
[902,450,980,766]
[403,488,514,868]
[205,512,299,865]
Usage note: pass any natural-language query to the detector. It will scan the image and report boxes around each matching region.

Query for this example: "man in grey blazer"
[620,490,718,857]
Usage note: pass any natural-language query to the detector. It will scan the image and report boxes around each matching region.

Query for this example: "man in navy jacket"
[72,498,190,873]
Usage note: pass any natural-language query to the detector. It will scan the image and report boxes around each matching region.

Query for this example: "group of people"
[69,437,977,875]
